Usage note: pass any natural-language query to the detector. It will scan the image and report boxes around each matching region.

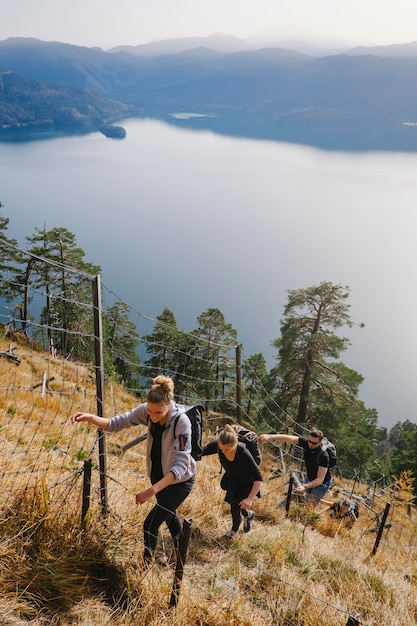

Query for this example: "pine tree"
[104,301,141,389]
[24,226,100,360]
[192,308,237,411]
[142,307,181,383]
[272,282,359,425]
[0,207,24,319]
[242,352,270,423]
[270,281,378,475]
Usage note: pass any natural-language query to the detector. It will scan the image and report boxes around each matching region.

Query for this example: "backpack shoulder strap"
[173,408,185,437]
[317,445,328,465]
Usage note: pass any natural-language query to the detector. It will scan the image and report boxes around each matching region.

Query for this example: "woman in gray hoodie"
[71,375,195,564]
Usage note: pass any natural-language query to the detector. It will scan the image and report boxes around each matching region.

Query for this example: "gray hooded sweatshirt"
[106,401,196,482]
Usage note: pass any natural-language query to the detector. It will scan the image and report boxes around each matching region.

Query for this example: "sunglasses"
[308,439,322,446]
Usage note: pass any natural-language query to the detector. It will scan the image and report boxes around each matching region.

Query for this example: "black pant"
[230,500,250,532]
[224,476,255,532]
[143,476,194,562]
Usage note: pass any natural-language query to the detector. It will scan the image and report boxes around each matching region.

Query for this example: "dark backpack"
[317,437,337,468]
[174,405,204,461]
[236,425,262,465]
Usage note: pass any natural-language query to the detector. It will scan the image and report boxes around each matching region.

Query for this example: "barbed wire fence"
[0,246,415,625]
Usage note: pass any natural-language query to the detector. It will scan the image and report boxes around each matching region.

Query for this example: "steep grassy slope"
[0,332,416,625]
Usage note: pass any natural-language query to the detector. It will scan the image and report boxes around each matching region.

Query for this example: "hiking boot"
[224,529,238,539]
[243,510,255,533]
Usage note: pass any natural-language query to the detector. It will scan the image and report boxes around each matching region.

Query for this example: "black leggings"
[143,476,194,562]
[230,499,250,532]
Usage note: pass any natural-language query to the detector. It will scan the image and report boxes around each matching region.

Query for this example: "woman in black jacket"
[203,424,263,538]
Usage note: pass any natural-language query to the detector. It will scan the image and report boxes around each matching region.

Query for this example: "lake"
[1,114,417,429]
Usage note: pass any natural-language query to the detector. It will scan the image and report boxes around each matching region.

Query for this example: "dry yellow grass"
[1,332,417,625]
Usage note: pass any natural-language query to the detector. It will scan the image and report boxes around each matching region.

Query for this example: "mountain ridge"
[1,37,417,132]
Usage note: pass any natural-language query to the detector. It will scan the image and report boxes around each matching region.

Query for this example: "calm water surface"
[1,116,417,429]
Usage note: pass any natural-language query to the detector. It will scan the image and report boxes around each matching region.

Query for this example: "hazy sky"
[1,0,417,50]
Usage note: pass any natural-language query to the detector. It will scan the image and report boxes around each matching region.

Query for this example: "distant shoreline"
[1,113,417,153]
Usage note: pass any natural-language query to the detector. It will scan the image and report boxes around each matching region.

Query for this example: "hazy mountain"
[109,33,253,56]
[346,40,417,58]
[112,33,406,59]
[0,37,142,93]
[114,49,417,122]
[1,37,417,131]
[247,36,351,57]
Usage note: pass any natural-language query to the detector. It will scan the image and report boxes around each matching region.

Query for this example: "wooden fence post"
[372,502,391,556]
[41,372,47,396]
[81,459,92,527]
[169,518,193,608]
[92,275,107,515]
[285,476,295,516]
[277,447,286,475]
[236,344,242,424]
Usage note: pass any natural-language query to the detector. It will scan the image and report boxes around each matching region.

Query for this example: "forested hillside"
[0,70,137,129]
[1,37,417,132]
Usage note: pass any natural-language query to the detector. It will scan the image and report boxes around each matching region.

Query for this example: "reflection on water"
[148,111,417,153]
[168,112,217,120]
[2,111,417,153]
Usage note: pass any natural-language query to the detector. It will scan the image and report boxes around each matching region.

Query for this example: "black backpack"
[174,405,204,461]
[317,437,337,468]
[236,425,262,465]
